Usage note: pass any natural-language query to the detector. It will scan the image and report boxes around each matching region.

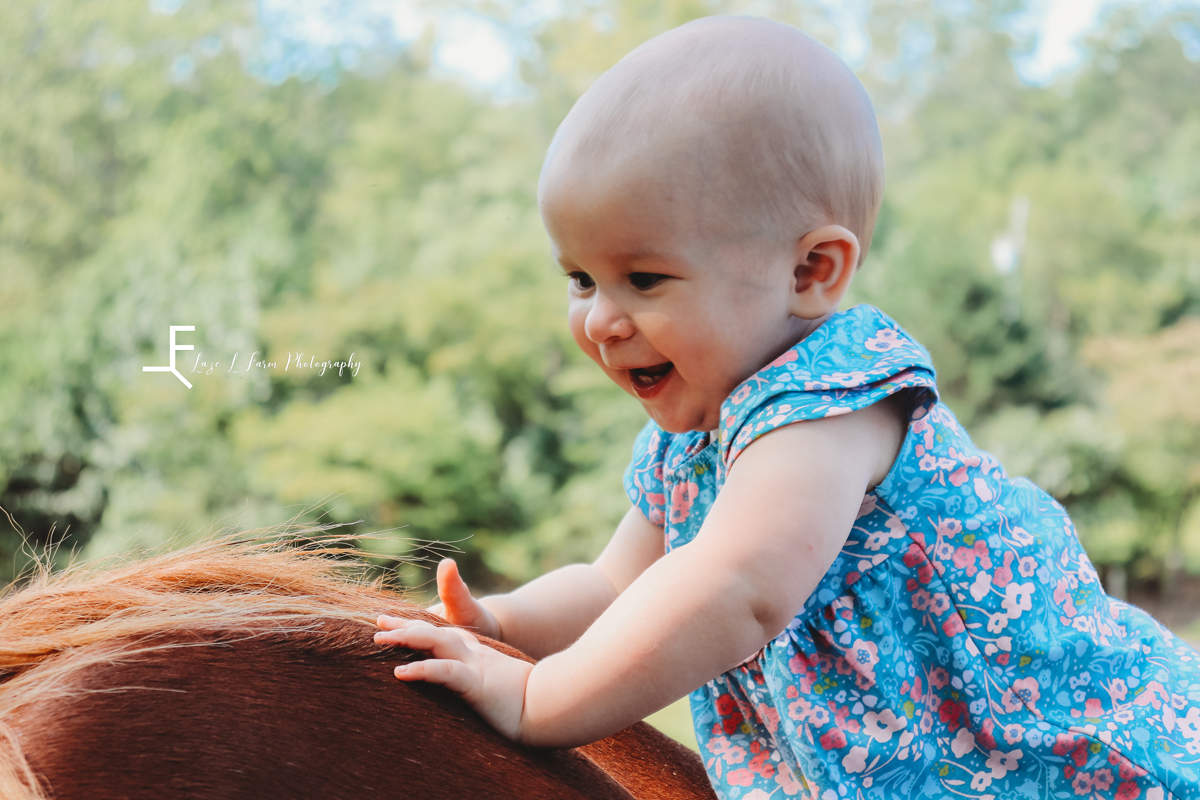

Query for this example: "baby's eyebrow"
[612,249,677,268]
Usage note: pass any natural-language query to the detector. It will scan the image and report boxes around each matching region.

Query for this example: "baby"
[375,16,1200,800]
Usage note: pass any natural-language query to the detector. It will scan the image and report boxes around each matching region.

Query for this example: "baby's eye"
[629,272,668,290]
[567,271,595,290]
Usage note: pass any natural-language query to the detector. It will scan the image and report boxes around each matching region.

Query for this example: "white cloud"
[1020,0,1105,83]
[433,11,515,88]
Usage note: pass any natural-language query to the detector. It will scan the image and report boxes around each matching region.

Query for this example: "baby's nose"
[583,293,635,343]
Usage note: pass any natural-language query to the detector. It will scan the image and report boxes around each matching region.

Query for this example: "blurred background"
[1,0,1199,743]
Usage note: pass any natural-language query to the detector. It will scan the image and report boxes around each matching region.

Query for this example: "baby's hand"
[375,615,533,741]
[427,558,502,640]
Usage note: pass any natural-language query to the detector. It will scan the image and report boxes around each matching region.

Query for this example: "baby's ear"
[789,225,860,319]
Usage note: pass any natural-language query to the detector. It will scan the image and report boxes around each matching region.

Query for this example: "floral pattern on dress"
[624,305,1200,800]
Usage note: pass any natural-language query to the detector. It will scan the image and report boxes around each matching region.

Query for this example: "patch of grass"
[645,697,698,752]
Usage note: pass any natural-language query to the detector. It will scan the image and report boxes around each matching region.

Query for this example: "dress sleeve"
[719,306,940,468]
[623,420,670,527]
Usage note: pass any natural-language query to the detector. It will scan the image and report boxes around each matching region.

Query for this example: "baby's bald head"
[540,17,884,264]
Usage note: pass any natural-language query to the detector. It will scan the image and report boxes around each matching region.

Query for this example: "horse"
[0,536,717,800]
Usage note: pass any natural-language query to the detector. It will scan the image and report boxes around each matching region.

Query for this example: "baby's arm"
[431,507,664,659]
[378,400,904,748]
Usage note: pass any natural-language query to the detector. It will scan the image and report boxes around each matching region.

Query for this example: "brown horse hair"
[0,533,715,800]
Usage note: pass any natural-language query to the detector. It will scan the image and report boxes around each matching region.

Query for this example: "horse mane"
[0,535,479,800]
[0,535,715,800]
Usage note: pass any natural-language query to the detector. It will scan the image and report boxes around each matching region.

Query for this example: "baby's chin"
[644,404,720,436]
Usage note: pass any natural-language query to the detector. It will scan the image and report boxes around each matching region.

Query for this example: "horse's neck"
[13,620,715,800]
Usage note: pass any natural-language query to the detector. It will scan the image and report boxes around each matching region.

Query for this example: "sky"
[246,0,1199,93]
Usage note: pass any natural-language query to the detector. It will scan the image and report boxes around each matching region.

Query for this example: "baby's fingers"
[393,658,477,695]
[374,617,475,661]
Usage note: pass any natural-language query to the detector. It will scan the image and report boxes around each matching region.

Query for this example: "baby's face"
[541,159,808,433]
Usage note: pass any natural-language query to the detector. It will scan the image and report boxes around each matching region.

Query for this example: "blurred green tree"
[1,0,1197,599]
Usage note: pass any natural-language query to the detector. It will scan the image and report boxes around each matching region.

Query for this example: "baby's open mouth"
[629,362,674,390]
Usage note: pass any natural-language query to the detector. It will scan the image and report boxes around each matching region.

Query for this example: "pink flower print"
[986,749,1023,778]
[936,517,964,538]
[774,763,804,796]
[953,540,992,575]
[973,476,994,502]
[969,773,992,791]
[930,667,950,689]
[987,611,1010,634]
[1108,750,1149,780]
[1001,582,1034,617]
[857,494,878,518]
[1052,578,1078,617]
[767,349,799,369]
[721,744,748,764]
[911,415,934,449]
[864,529,892,551]
[841,745,869,773]
[930,593,951,615]
[1110,678,1128,702]
[1002,677,1042,714]
[669,481,700,525]
[911,589,933,612]
[970,571,993,601]
[1017,556,1037,577]
[1003,724,1025,745]
[819,728,847,750]
[748,744,775,778]
[1071,771,1094,795]
[950,726,975,755]
[977,718,998,750]
[787,651,815,676]
[862,709,907,743]
[1115,782,1141,800]
[706,736,738,758]
[1004,526,1032,547]
[993,551,1015,587]
[1084,698,1104,717]
[807,705,831,727]
[865,328,903,352]
[787,697,813,722]
[726,769,755,787]
[942,613,966,637]
[1132,681,1169,710]
[1092,769,1115,791]
[845,639,879,689]
[757,703,780,734]
[933,540,955,561]
[948,465,970,487]
[730,384,752,405]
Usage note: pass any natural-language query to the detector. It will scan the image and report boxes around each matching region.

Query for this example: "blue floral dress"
[624,305,1200,800]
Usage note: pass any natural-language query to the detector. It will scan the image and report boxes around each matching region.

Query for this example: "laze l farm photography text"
[189,350,363,378]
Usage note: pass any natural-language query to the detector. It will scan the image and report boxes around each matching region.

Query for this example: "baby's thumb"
[436,559,476,620]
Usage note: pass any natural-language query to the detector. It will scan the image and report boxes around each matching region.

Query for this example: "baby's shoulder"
[719,305,939,468]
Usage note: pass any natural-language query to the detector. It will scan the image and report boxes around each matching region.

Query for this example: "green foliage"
[1,0,1198,594]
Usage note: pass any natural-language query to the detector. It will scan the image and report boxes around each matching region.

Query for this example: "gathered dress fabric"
[624,305,1200,800]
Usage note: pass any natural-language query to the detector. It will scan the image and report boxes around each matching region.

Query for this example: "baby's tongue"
[630,363,673,387]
